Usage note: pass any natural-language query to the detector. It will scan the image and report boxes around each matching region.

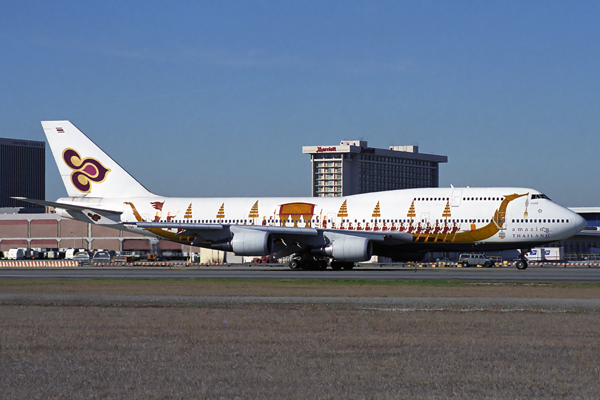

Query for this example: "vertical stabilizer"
[42,121,153,198]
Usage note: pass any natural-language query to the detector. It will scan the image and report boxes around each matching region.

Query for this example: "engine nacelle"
[316,236,373,262]
[212,230,274,256]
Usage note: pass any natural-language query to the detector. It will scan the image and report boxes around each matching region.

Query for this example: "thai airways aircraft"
[17,121,587,270]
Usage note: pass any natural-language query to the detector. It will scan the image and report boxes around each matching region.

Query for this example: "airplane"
[15,121,587,270]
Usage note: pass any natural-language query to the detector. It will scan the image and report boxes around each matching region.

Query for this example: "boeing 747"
[16,121,587,270]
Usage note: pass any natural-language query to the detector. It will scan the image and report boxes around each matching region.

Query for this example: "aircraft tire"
[515,260,528,270]
[330,262,343,271]
[342,263,354,270]
[289,260,300,270]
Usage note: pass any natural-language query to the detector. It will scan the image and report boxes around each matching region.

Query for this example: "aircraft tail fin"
[42,121,153,198]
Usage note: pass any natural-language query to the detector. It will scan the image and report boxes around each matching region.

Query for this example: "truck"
[524,247,564,262]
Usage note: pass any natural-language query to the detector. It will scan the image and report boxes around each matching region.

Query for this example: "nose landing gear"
[516,250,530,270]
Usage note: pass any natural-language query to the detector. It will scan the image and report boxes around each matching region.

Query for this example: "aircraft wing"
[134,221,413,247]
[134,221,412,241]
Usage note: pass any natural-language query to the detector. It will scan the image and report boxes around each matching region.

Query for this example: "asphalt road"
[1,264,600,282]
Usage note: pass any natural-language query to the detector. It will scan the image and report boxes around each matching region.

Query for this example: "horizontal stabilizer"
[12,197,122,216]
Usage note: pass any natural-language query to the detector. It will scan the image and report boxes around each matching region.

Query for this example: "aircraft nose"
[573,213,587,233]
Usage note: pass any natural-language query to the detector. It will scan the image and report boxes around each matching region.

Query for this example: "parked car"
[92,250,115,264]
[72,251,93,264]
[458,253,495,268]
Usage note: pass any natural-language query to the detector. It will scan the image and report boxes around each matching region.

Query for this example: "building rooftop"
[302,140,447,163]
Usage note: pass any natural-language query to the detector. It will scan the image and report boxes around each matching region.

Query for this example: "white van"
[6,248,25,260]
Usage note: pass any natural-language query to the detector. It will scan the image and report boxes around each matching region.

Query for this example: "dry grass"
[1,280,599,398]
[1,305,600,399]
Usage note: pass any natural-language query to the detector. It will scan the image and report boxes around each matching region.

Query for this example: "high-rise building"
[303,140,447,197]
[0,137,45,209]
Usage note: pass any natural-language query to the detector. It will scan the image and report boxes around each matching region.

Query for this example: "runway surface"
[1,264,600,282]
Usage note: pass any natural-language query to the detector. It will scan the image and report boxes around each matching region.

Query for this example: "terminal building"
[302,140,448,197]
[0,137,45,211]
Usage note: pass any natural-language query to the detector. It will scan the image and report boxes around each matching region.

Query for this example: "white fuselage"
[55,186,586,254]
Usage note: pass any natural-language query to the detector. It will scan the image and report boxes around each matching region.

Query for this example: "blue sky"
[1,1,598,206]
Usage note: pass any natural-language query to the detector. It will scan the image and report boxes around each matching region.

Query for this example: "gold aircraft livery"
[16,121,587,270]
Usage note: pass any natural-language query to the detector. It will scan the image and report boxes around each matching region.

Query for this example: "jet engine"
[314,236,373,262]
[212,230,274,256]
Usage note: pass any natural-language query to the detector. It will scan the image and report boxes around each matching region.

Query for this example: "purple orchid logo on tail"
[62,148,111,193]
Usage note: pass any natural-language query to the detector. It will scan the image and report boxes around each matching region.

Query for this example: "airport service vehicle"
[459,253,495,268]
[15,121,587,271]
[524,247,564,262]
[6,248,24,260]
[64,248,80,260]
[44,249,61,259]
[23,249,40,259]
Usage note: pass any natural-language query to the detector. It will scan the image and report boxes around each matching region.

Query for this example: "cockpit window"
[531,194,551,200]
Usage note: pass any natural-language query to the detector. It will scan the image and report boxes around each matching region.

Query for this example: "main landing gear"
[288,254,355,270]
[288,254,327,270]
[515,250,529,270]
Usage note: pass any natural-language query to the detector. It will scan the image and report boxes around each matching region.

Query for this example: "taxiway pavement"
[1,264,600,282]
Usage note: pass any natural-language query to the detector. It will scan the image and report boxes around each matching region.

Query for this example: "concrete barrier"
[0,260,79,267]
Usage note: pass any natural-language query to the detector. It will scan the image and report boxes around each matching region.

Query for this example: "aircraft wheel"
[289,259,300,270]
[342,263,354,270]
[515,260,528,270]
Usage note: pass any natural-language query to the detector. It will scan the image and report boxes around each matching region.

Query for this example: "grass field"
[1,279,599,399]
[2,278,600,298]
